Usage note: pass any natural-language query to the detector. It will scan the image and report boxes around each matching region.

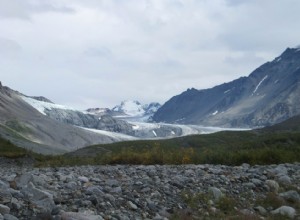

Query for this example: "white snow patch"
[132,125,140,130]
[274,80,279,84]
[112,100,145,116]
[212,110,218,116]
[98,117,102,120]
[79,127,137,141]
[252,75,268,95]
[276,57,281,62]
[175,118,185,122]
[152,130,157,137]
[21,96,76,115]
[171,131,175,135]
[224,89,231,94]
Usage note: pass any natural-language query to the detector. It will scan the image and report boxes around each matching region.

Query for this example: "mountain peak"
[112,100,161,118]
[112,100,145,116]
[153,47,300,127]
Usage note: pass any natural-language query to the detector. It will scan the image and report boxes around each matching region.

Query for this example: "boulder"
[271,206,296,219]
[0,205,10,215]
[208,187,223,202]
[61,212,104,220]
[21,182,54,212]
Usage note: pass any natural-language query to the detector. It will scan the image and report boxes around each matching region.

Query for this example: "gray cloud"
[0,0,299,109]
[0,0,74,20]
[0,38,22,58]
[84,47,113,58]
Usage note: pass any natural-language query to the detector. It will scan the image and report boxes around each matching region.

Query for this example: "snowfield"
[21,95,249,142]
[79,127,138,141]
[21,96,76,115]
[112,100,145,116]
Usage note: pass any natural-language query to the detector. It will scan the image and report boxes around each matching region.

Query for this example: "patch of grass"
[0,136,29,158]
[32,130,300,167]
[0,125,300,167]
[216,196,237,214]
[181,191,211,209]
[5,120,32,134]
[256,192,285,210]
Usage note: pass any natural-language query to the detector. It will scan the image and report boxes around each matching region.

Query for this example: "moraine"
[0,161,299,219]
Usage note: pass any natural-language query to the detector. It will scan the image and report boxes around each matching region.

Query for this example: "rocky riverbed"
[0,161,299,219]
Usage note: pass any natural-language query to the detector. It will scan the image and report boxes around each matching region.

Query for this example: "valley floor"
[0,161,299,219]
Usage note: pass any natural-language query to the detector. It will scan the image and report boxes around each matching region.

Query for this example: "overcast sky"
[0,0,299,109]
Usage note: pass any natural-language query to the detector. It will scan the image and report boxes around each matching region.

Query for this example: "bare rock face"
[153,47,300,128]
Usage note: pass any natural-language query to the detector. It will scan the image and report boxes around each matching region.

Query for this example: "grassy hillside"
[38,129,298,167]
[0,135,29,158]
[260,114,300,132]
[1,115,300,167]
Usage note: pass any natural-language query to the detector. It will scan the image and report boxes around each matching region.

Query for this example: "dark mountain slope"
[260,114,300,132]
[153,47,300,127]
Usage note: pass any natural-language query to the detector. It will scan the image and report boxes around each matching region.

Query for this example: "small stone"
[241,163,250,169]
[271,206,296,219]
[11,198,22,210]
[272,165,288,175]
[158,208,171,218]
[78,176,89,183]
[0,189,12,204]
[3,214,18,220]
[106,179,119,187]
[240,209,253,216]
[33,212,52,220]
[251,178,262,186]
[14,173,33,189]
[127,201,138,210]
[85,186,104,197]
[61,212,103,220]
[51,206,61,215]
[104,194,115,203]
[254,206,267,216]
[66,181,77,190]
[210,207,217,213]
[0,180,9,189]
[208,187,223,201]
[265,180,279,193]
[0,205,10,215]
[277,175,291,186]
[110,186,122,194]
[243,182,255,189]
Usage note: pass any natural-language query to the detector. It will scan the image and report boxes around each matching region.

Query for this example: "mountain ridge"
[153,47,300,127]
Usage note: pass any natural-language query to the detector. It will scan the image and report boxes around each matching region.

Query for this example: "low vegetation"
[0,128,299,167]
[0,136,29,158]
[33,130,300,167]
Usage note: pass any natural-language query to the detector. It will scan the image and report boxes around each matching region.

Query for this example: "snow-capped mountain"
[143,102,161,115]
[21,95,211,141]
[0,83,134,154]
[112,100,145,116]
[153,47,300,128]
[112,100,161,120]
[21,96,76,115]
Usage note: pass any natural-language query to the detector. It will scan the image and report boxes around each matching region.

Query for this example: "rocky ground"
[0,160,299,219]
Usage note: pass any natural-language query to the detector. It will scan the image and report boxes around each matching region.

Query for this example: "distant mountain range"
[1,46,300,154]
[0,82,122,154]
[87,100,161,121]
[0,83,212,154]
[153,47,300,128]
